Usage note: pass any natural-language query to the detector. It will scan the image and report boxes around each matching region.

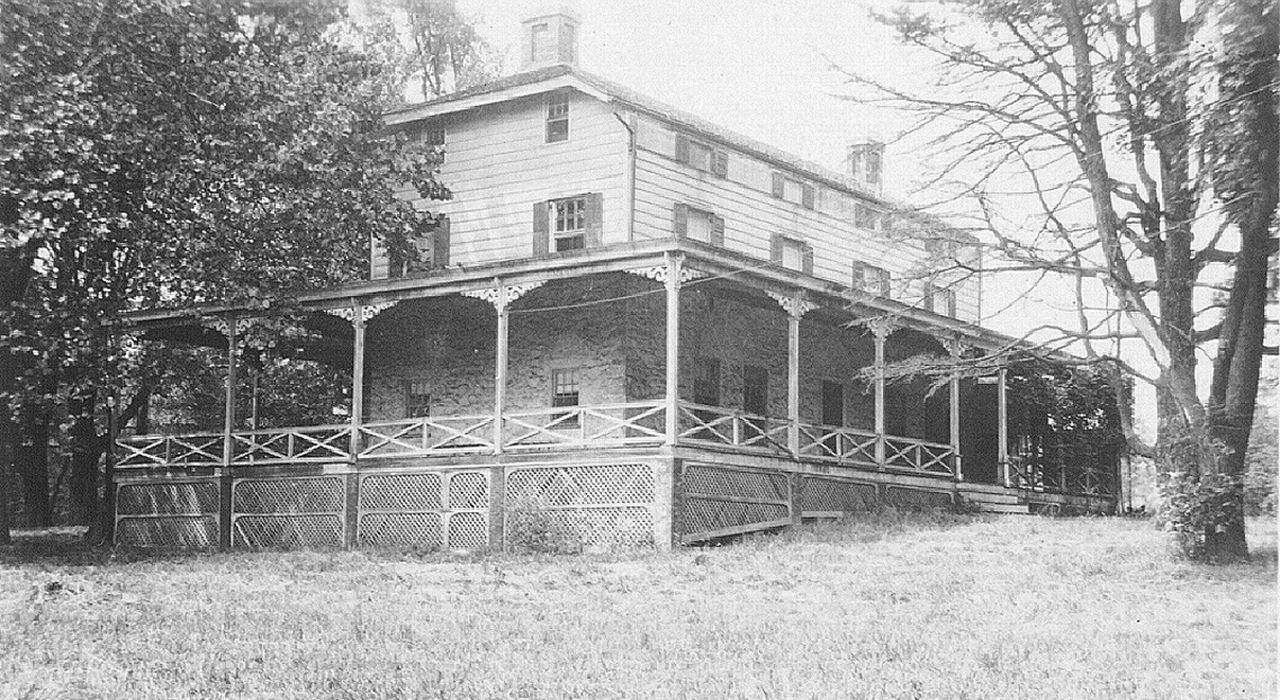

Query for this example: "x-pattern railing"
[231,425,351,464]
[503,401,666,450]
[359,415,495,457]
[677,403,789,453]
[117,433,224,468]
[884,436,955,476]
[797,423,878,465]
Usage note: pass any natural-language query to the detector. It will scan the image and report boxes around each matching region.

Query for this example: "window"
[742,365,769,416]
[693,357,721,406]
[771,172,816,209]
[854,203,883,231]
[852,261,891,296]
[773,235,810,272]
[925,237,958,261]
[405,381,431,419]
[674,135,729,177]
[546,93,569,143]
[822,381,845,427]
[551,368,580,427]
[552,197,585,251]
[924,282,957,317]
[673,204,725,245]
[392,216,450,277]
[423,127,446,147]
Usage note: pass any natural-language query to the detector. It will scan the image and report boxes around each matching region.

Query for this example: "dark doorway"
[821,381,844,426]
[961,378,1000,484]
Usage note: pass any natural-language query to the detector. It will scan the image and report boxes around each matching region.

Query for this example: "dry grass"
[0,513,1274,699]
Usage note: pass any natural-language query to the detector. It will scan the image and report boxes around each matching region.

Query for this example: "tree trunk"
[68,388,103,526]
[15,413,51,527]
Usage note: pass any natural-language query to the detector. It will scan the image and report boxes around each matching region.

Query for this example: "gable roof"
[384,64,969,241]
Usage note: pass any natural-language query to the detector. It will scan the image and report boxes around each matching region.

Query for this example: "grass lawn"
[0,512,1274,699]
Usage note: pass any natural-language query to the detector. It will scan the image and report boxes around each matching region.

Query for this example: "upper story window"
[390,215,450,277]
[771,172,816,209]
[552,196,585,251]
[772,234,813,273]
[854,203,887,231]
[672,203,725,246]
[674,134,728,177]
[742,365,769,416]
[925,237,959,262]
[423,127,446,147]
[924,282,957,317]
[546,93,569,143]
[533,193,601,255]
[693,357,721,406]
[851,261,891,296]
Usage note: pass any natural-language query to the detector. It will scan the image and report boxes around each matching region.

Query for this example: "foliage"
[504,495,584,555]
[362,0,501,100]
[0,0,448,530]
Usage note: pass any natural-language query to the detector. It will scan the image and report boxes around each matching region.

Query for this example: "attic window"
[531,23,553,63]
[423,127,446,146]
[771,172,816,209]
[546,93,569,143]
[674,134,728,177]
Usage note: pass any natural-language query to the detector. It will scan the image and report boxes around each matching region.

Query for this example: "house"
[112,11,1120,550]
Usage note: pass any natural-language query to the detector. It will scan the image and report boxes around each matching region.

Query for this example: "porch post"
[997,365,1010,487]
[870,320,891,471]
[946,338,964,482]
[494,278,509,454]
[664,253,681,446]
[349,300,366,458]
[219,315,238,549]
[787,296,802,456]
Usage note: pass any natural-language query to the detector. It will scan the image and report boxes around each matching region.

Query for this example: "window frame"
[742,364,769,417]
[551,196,586,251]
[545,92,570,143]
[550,367,581,428]
[404,380,431,419]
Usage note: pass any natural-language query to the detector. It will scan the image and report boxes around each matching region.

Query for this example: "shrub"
[504,495,583,554]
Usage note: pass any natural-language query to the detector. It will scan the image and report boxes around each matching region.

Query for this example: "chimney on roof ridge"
[847,139,885,196]
[520,7,580,71]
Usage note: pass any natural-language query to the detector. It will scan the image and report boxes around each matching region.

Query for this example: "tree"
[840,0,1276,560]
[0,0,446,539]
[360,0,501,100]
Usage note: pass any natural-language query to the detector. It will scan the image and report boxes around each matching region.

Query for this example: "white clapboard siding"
[375,92,628,274]
[631,115,980,323]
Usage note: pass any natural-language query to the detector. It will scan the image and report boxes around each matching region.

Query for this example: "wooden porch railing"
[884,436,956,476]
[676,403,790,454]
[231,424,351,465]
[117,432,225,468]
[502,401,666,451]
[796,423,879,465]
[359,415,495,457]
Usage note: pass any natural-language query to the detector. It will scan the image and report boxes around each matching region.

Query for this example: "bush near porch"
[0,514,1273,699]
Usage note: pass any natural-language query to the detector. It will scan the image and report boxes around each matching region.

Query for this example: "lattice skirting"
[357,470,490,549]
[680,464,792,542]
[233,476,345,548]
[504,464,656,549]
[116,480,220,548]
[798,476,878,516]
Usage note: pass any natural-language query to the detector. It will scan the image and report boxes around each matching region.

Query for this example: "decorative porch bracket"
[765,290,819,456]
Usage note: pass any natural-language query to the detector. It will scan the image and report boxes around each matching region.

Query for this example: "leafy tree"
[0,0,446,539]
[841,0,1276,559]
[360,0,501,100]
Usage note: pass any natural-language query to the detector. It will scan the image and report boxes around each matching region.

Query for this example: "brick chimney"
[847,140,885,196]
[520,8,580,70]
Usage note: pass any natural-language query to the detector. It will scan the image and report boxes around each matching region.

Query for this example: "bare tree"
[839,0,1276,560]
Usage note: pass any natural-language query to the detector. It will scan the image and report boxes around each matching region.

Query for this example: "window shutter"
[770,233,783,263]
[584,192,604,247]
[771,172,785,198]
[851,261,865,290]
[878,269,892,296]
[709,214,725,246]
[674,134,690,163]
[923,282,936,312]
[672,203,688,237]
[801,183,816,210]
[433,215,450,268]
[801,243,814,274]
[711,150,729,178]
[947,290,957,318]
[532,201,549,256]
